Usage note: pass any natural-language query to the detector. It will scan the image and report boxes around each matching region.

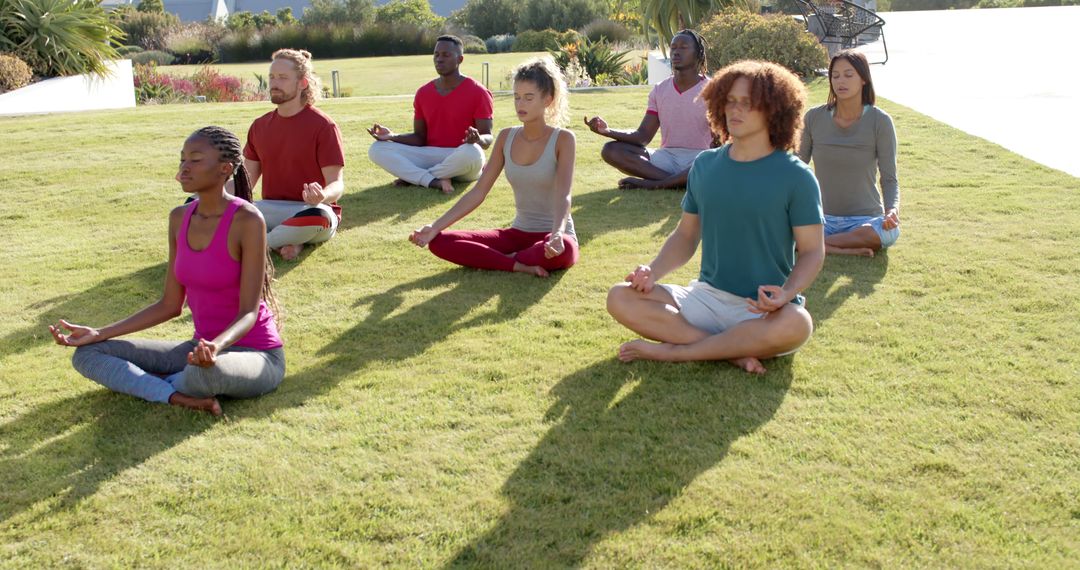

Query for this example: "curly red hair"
[700,60,807,152]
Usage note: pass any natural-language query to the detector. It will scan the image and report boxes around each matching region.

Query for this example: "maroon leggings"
[428,227,579,272]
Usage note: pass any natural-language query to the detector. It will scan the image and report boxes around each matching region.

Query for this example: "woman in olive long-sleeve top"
[798,50,900,257]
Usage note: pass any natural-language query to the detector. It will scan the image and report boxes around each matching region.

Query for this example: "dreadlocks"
[189,125,282,325]
[674,29,708,74]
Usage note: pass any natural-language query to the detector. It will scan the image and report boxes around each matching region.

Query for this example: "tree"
[375,0,444,28]
[254,9,278,28]
[226,10,257,30]
[518,0,605,33]
[276,7,298,25]
[450,0,519,38]
[635,0,749,52]
[137,0,165,13]
[303,0,375,26]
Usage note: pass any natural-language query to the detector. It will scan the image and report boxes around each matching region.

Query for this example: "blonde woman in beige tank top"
[409,57,578,278]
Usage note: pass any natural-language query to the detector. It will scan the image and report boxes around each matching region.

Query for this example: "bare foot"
[392,178,414,187]
[512,262,549,278]
[618,339,675,362]
[278,243,304,261]
[427,178,454,194]
[826,244,874,257]
[168,393,223,416]
[728,356,766,375]
[618,177,651,190]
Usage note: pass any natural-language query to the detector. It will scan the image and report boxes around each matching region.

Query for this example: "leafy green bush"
[0,52,33,92]
[375,0,445,28]
[303,0,375,26]
[976,0,1019,6]
[0,0,123,78]
[116,45,145,56]
[581,18,633,44]
[450,0,519,38]
[114,10,181,50]
[461,34,488,54]
[699,8,827,78]
[518,0,605,33]
[485,34,516,53]
[130,50,175,66]
[512,28,579,52]
[164,23,222,64]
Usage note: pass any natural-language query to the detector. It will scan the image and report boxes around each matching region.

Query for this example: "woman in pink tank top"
[49,127,285,416]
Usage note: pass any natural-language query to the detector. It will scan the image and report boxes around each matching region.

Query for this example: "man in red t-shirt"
[367,35,494,194]
[240,49,346,261]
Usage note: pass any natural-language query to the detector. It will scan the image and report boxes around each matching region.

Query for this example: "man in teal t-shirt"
[607,61,825,375]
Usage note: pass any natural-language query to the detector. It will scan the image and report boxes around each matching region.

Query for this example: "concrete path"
[854,6,1080,178]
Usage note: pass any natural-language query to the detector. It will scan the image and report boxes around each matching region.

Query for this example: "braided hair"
[674,29,708,74]
[189,125,281,324]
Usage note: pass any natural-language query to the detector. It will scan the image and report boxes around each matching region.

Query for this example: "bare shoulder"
[233,201,267,230]
[557,128,576,144]
[169,204,188,225]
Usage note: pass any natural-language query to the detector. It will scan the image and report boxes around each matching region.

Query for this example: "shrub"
[303,0,376,26]
[130,50,175,66]
[216,23,442,62]
[581,18,633,44]
[0,0,124,78]
[133,63,261,104]
[116,45,145,56]
[549,36,632,85]
[375,0,445,28]
[0,52,33,93]
[976,0,1020,6]
[485,34,515,53]
[518,0,605,33]
[450,0,519,38]
[115,10,181,50]
[512,28,562,51]
[461,34,488,54]
[699,8,827,78]
[164,23,221,64]
[890,0,976,9]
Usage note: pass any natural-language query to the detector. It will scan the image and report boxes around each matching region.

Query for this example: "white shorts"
[660,280,807,356]
[660,280,761,335]
[646,147,705,175]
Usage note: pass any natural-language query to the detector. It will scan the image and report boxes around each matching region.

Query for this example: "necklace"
[194,209,223,220]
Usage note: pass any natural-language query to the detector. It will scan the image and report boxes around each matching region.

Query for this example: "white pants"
[255,200,337,249]
[368,141,484,187]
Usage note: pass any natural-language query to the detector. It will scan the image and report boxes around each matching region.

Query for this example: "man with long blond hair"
[606,60,825,375]
[238,48,346,261]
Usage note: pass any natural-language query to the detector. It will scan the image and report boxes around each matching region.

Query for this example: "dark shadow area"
[569,188,682,248]
[447,357,793,568]
[1,268,559,524]
[805,249,890,325]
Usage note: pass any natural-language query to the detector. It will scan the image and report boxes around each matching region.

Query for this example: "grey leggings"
[72,339,285,404]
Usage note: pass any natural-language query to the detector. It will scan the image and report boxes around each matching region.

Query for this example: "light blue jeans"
[72,339,285,404]
[824,214,900,248]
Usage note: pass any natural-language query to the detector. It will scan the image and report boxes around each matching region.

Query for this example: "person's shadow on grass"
[806,250,890,325]
[447,357,794,568]
[0,268,559,524]
[334,181,455,234]
[570,188,681,248]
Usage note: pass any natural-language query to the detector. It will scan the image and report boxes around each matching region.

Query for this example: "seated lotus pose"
[607,61,825,375]
[798,49,900,257]
[241,48,346,261]
[50,127,285,416]
[584,29,713,189]
[367,35,494,194]
[409,57,577,278]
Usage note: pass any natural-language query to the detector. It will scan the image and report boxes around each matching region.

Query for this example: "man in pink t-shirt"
[585,30,714,189]
[367,35,495,194]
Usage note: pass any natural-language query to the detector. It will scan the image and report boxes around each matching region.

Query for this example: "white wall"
[0,59,136,117]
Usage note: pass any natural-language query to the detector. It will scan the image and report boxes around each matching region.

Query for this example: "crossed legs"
[606,283,813,374]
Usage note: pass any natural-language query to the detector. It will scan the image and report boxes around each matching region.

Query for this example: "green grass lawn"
[162,51,553,96]
[1,75,1078,567]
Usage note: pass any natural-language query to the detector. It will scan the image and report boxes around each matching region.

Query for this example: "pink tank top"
[174,198,283,350]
